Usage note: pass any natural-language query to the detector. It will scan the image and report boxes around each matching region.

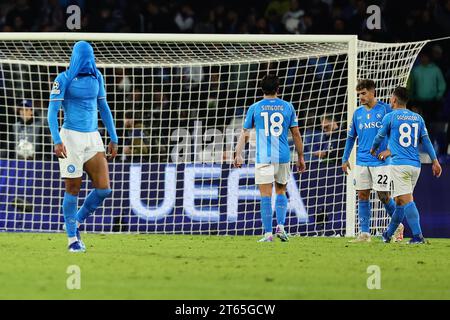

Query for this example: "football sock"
[260,196,273,234]
[384,198,396,217]
[76,188,112,224]
[387,204,405,237]
[358,200,370,233]
[404,201,422,237]
[275,194,288,226]
[63,192,78,238]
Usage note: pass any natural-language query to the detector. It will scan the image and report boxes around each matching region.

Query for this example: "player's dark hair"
[392,86,409,105]
[356,79,376,91]
[260,74,279,95]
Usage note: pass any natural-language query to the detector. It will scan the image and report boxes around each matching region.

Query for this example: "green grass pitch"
[1,232,449,299]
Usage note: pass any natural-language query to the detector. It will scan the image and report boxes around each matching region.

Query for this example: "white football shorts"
[58,127,105,178]
[391,165,421,198]
[255,163,291,185]
[354,165,391,192]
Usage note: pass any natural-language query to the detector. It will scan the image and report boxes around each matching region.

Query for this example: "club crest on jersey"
[67,165,76,173]
[376,113,382,119]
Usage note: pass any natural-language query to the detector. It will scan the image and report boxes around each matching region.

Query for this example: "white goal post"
[0,33,427,237]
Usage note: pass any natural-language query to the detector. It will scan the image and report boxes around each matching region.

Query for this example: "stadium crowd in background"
[9,99,50,160]
[0,0,449,160]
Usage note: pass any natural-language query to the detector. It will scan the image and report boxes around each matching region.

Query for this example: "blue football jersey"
[47,41,118,146]
[348,101,391,166]
[243,98,298,164]
[377,109,428,168]
[50,70,106,133]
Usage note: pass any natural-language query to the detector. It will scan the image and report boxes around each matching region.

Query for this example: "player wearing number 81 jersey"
[371,87,442,244]
[234,74,306,242]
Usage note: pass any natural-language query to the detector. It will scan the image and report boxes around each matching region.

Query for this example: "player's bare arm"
[290,126,306,174]
[54,142,67,159]
[432,159,442,178]
[233,129,249,168]
[341,161,351,175]
[107,141,118,160]
[377,149,391,161]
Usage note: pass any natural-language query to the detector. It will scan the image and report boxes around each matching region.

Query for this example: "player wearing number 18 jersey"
[371,87,442,244]
[234,74,306,242]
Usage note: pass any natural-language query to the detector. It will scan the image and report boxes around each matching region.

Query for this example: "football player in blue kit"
[342,80,402,242]
[371,87,442,244]
[234,74,306,242]
[48,41,118,252]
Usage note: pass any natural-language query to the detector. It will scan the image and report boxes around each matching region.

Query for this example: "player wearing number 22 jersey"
[371,87,442,244]
[234,75,306,243]
[342,80,400,243]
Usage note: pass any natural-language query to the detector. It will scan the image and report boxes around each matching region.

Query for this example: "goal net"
[0,34,427,236]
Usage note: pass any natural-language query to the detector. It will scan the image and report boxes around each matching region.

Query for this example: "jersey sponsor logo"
[67,164,76,173]
[362,121,382,129]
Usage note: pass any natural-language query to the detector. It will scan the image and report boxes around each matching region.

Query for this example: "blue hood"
[66,41,98,83]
